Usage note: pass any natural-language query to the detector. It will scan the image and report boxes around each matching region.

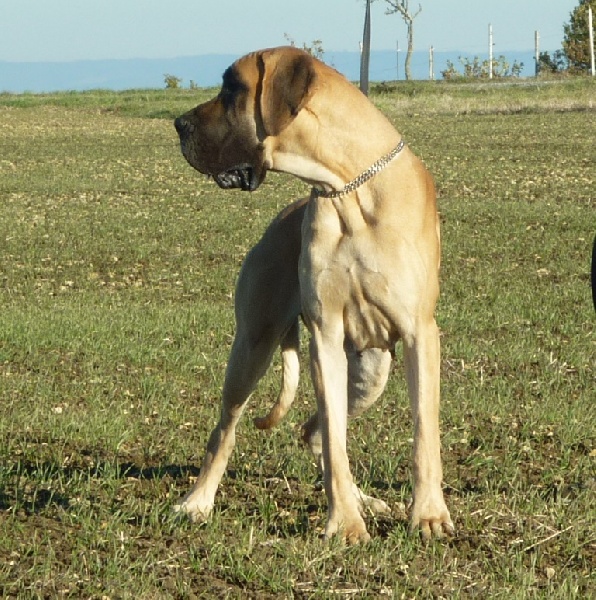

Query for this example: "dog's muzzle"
[213,165,258,191]
[174,116,195,164]
[174,117,259,192]
[174,116,193,137]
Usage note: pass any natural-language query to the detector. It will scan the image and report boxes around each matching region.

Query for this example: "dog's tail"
[254,320,300,430]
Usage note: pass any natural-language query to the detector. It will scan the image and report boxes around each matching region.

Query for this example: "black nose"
[174,117,190,136]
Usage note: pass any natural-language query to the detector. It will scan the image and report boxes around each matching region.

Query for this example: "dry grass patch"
[0,82,594,598]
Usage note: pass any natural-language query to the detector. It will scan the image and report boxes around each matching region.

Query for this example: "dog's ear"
[259,49,317,137]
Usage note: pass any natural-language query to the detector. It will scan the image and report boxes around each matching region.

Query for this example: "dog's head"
[174,46,317,191]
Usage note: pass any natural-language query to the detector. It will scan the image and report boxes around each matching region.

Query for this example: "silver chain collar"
[312,139,406,199]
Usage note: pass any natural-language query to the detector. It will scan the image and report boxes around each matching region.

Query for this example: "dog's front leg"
[303,348,392,517]
[404,317,454,540]
[309,329,371,544]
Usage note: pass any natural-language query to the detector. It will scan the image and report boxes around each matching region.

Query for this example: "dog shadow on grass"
[0,456,198,515]
[2,456,410,539]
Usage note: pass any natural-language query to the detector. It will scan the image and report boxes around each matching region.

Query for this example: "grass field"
[0,78,594,598]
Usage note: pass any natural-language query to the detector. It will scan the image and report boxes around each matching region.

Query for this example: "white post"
[429,45,434,80]
[535,30,540,77]
[396,40,400,80]
[488,23,493,79]
[589,7,595,77]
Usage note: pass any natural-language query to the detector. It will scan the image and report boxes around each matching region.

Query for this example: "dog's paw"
[324,514,371,545]
[352,485,391,516]
[172,500,213,523]
[410,515,454,541]
[408,493,454,540]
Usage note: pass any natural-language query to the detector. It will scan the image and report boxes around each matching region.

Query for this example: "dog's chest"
[299,202,400,350]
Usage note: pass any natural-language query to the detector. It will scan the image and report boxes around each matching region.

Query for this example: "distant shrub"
[442,55,524,80]
[164,74,182,89]
[537,50,568,75]
[283,33,325,60]
[371,81,399,94]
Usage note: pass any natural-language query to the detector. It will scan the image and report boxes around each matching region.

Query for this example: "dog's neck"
[312,139,406,200]
[265,131,405,197]
[267,85,404,195]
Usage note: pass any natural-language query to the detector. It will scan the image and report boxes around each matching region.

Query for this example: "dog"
[174,46,453,543]
[179,195,392,524]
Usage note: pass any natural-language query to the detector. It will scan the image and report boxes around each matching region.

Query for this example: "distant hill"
[0,50,538,93]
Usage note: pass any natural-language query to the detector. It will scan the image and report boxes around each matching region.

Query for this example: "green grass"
[0,79,594,598]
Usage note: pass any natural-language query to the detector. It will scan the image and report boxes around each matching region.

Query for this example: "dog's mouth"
[213,165,260,192]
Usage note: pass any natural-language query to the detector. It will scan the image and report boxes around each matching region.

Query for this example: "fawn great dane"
[174,46,453,543]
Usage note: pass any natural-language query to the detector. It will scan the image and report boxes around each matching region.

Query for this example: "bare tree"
[384,1,422,80]
[284,33,325,60]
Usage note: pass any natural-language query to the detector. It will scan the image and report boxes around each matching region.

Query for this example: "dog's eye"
[220,67,247,110]
[220,68,237,108]
[220,86,235,109]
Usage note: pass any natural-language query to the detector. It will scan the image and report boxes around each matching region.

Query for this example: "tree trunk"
[405,19,414,80]
[384,1,422,81]
[360,0,372,94]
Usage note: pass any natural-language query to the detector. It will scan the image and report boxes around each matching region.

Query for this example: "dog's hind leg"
[174,325,282,521]
[174,200,304,522]
[346,348,392,516]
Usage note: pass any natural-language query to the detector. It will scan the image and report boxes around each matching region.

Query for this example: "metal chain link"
[313,139,406,199]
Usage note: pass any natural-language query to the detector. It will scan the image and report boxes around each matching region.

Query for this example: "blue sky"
[1,0,578,63]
